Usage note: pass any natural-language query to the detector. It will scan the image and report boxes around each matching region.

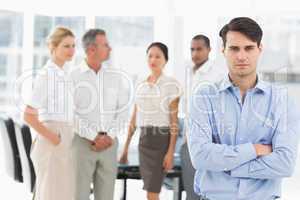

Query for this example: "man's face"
[222,31,262,78]
[90,34,111,62]
[191,39,210,66]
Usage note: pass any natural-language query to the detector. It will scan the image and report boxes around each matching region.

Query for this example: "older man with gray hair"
[69,29,131,200]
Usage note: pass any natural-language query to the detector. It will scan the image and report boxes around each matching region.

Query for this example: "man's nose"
[191,51,197,58]
[237,50,247,61]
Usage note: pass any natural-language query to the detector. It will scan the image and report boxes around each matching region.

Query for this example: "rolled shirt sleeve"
[231,97,300,179]
[27,71,47,109]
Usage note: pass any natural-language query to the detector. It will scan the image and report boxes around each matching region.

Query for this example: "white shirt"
[181,59,225,118]
[27,60,73,122]
[135,74,183,127]
[69,60,131,140]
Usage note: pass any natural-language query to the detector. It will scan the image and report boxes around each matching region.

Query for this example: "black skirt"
[138,126,170,193]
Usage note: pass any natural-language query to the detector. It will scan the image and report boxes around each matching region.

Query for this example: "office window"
[96,17,153,46]
[0,10,23,109]
[260,17,300,71]
[95,17,154,75]
[0,54,7,76]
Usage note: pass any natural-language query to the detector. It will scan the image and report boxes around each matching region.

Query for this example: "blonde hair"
[47,26,74,53]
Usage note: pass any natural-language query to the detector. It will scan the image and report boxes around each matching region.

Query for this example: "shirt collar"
[219,75,233,92]
[46,59,66,71]
[156,73,165,85]
[254,78,269,93]
[45,59,68,75]
[194,59,212,74]
[79,59,106,74]
[143,73,165,85]
[79,59,92,73]
[219,74,268,93]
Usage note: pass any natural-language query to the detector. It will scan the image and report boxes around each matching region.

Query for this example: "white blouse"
[135,74,183,127]
[27,60,73,122]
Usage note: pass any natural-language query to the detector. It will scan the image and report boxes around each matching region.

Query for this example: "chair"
[0,116,14,179]
[2,117,23,182]
[21,125,36,192]
[14,122,36,192]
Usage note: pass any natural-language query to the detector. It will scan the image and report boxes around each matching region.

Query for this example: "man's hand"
[254,144,272,156]
[91,135,113,152]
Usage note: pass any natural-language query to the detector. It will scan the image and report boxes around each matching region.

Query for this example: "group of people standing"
[23,16,300,200]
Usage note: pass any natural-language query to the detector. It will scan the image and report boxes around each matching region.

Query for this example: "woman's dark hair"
[146,42,168,62]
[219,17,263,47]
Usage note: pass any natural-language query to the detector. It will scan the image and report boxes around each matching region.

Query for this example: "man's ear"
[258,43,263,52]
[88,45,97,56]
[221,46,225,54]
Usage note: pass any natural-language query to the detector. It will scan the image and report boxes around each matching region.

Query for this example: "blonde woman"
[24,27,75,200]
[119,42,182,200]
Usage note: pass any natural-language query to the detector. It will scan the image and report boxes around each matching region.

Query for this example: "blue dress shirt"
[187,75,300,200]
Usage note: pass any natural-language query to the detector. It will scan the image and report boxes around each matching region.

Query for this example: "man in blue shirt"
[187,17,300,200]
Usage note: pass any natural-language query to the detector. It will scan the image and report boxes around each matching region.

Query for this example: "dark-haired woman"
[119,42,182,200]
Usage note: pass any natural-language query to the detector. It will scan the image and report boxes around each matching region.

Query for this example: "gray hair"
[82,29,106,52]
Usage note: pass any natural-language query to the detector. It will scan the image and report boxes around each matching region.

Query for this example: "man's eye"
[245,47,255,51]
[230,47,239,51]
